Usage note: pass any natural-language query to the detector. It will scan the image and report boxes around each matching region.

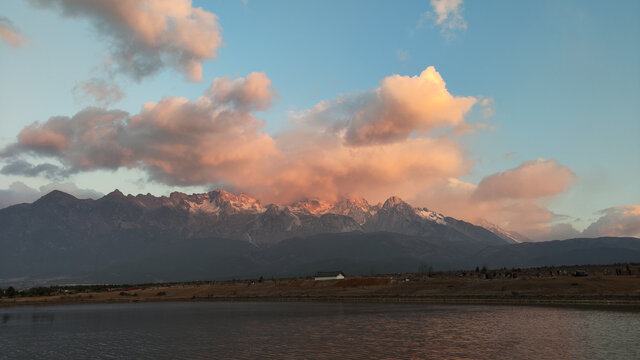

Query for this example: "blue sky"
[0,0,638,238]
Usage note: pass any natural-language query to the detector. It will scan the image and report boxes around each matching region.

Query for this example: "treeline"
[0,284,115,298]
[0,281,217,298]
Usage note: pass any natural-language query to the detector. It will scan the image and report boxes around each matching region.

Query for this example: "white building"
[314,271,345,281]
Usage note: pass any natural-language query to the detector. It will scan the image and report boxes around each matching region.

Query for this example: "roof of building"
[314,271,345,277]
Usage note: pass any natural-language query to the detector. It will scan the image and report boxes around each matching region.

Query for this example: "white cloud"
[427,0,467,38]
[582,206,640,238]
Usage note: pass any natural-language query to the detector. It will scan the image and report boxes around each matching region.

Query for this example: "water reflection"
[31,312,55,324]
[1,302,638,359]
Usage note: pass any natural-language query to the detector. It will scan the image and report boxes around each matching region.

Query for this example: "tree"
[6,286,16,298]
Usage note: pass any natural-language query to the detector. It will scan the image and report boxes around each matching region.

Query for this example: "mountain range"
[0,189,638,287]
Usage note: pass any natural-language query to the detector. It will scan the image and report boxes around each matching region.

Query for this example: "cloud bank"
[1,68,470,204]
[2,72,277,189]
[30,0,223,81]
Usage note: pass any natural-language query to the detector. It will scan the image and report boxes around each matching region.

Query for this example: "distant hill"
[0,190,638,287]
[469,237,640,268]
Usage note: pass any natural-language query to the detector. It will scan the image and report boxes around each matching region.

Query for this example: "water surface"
[1,302,638,359]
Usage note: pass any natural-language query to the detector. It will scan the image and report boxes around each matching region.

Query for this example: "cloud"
[396,49,409,62]
[473,159,575,200]
[30,0,223,82]
[582,206,640,238]
[0,181,103,209]
[480,97,494,118]
[248,134,469,204]
[0,16,28,49]
[2,67,472,204]
[429,0,467,36]
[3,67,595,239]
[0,159,68,180]
[1,72,278,187]
[208,72,276,111]
[416,159,577,240]
[73,78,124,106]
[298,66,476,146]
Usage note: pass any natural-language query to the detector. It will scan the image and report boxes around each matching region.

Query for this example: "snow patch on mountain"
[475,219,529,243]
[415,208,447,225]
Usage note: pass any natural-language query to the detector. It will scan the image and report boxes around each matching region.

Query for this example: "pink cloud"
[31,0,222,81]
[2,72,277,185]
[300,66,476,146]
[209,72,277,111]
[415,159,577,240]
[2,67,472,204]
[0,17,28,49]
[247,134,468,204]
[473,159,575,200]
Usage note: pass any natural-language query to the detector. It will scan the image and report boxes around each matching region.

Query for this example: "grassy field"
[2,264,640,307]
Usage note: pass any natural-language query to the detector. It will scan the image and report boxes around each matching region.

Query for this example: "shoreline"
[4,267,640,310]
[2,295,640,309]
[3,292,640,310]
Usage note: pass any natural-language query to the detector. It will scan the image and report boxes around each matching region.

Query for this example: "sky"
[0,0,638,241]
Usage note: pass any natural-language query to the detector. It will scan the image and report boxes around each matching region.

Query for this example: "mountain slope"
[0,188,582,286]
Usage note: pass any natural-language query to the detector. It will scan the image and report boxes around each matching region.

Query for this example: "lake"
[1,302,638,359]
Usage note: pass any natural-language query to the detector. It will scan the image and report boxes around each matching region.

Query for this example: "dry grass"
[2,265,640,307]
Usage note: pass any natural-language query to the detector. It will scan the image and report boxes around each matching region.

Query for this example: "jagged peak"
[189,188,264,214]
[334,196,371,207]
[382,196,408,209]
[208,188,231,197]
[208,189,258,202]
[290,198,332,215]
[169,191,187,199]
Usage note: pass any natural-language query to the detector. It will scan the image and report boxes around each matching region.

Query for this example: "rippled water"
[1,301,639,359]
